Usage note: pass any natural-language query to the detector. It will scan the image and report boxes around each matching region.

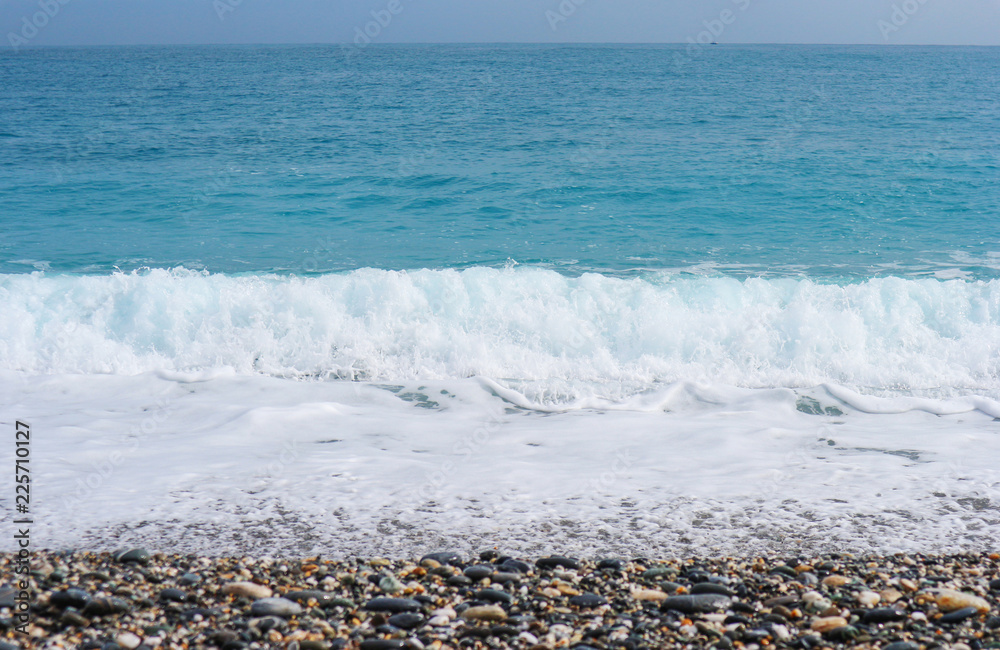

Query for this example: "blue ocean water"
[2,44,999,279]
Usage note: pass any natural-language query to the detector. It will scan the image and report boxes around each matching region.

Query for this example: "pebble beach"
[2,549,999,650]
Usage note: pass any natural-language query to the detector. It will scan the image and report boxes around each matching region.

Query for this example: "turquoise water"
[2,44,999,278]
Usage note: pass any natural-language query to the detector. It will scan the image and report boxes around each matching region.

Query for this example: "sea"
[1,44,999,558]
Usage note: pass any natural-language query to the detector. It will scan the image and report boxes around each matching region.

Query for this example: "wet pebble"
[661,594,731,614]
[249,597,302,618]
[363,597,422,613]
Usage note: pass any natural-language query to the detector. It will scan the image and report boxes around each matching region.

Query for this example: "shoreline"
[2,549,998,649]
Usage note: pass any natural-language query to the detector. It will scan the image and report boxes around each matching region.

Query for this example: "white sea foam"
[3,267,999,556]
[3,370,998,557]
[2,267,999,404]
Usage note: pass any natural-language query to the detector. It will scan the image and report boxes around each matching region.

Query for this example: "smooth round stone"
[536,556,581,571]
[569,593,608,608]
[178,573,202,586]
[660,581,685,593]
[863,608,907,624]
[770,566,798,579]
[158,588,187,603]
[363,597,421,613]
[498,559,531,574]
[222,582,273,599]
[940,607,980,624]
[691,583,734,597]
[464,565,494,580]
[597,559,626,571]
[50,588,92,609]
[114,548,151,565]
[642,567,675,580]
[935,589,991,614]
[115,632,142,650]
[386,612,424,630]
[285,590,337,607]
[476,589,514,604]
[990,579,1000,592]
[798,572,819,585]
[479,550,501,562]
[447,575,472,587]
[764,595,799,608]
[420,552,463,566]
[661,594,731,614]
[82,597,132,616]
[250,597,302,618]
[461,605,507,622]
[378,576,404,594]
[490,572,520,584]
[987,616,1000,630]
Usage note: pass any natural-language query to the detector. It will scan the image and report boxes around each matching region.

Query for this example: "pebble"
[114,632,142,649]
[862,607,907,624]
[464,565,494,580]
[569,593,608,607]
[10,549,1000,650]
[378,575,404,594]
[632,588,668,601]
[935,589,991,613]
[821,575,849,588]
[359,641,405,650]
[857,590,881,606]
[249,597,303,618]
[114,548,151,565]
[222,581,273,599]
[810,616,848,632]
[82,597,132,616]
[50,588,92,609]
[475,588,513,604]
[460,605,507,622]
[661,594,731,613]
[363,597,422,613]
[691,583,735,597]
[158,588,187,602]
[536,556,581,570]
[419,552,462,566]
[387,612,424,629]
[498,559,531,574]
[940,606,980,624]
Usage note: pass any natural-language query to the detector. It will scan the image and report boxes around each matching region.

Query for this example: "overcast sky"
[3,0,999,49]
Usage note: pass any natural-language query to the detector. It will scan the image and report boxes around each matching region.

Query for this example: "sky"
[2,0,1000,49]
